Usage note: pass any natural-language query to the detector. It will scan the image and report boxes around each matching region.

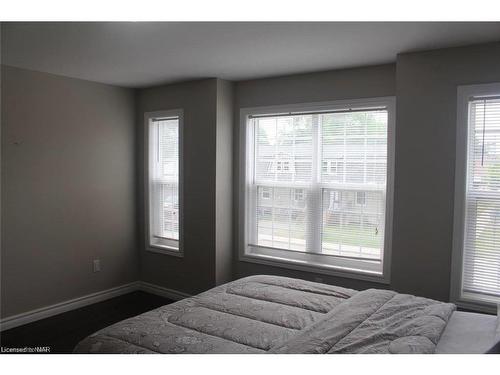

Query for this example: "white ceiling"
[2,22,500,88]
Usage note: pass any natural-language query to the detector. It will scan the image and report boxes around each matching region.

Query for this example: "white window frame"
[356,191,366,206]
[261,187,272,199]
[322,160,339,176]
[144,109,184,257]
[238,97,395,283]
[269,159,294,173]
[294,188,305,202]
[451,82,500,313]
[330,190,340,210]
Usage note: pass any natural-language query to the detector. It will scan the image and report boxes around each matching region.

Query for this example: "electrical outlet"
[93,259,101,273]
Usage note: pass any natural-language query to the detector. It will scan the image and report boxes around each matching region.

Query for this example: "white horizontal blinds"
[151,117,179,241]
[253,116,314,252]
[321,111,387,260]
[250,109,388,260]
[463,98,500,300]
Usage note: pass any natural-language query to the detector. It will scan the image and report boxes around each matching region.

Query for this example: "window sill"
[146,245,183,258]
[239,252,389,285]
[453,293,500,315]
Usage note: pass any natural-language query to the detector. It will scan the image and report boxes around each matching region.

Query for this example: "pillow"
[486,304,500,354]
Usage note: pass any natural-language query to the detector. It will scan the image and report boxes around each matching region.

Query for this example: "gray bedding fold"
[271,289,455,353]
[74,275,455,354]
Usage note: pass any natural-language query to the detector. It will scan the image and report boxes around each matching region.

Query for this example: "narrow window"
[146,111,182,254]
[453,85,500,309]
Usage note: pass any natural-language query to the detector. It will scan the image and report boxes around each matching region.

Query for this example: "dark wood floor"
[0,291,172,354]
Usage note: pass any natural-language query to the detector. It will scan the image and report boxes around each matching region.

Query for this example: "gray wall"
[1,65,138,318]
[392,42,500,301]
[4,41,500,318]
[233,64,397,291]
[233,43,500,302]
[137,78,234,293]
[137,79,219,294]
[215,79,234,285]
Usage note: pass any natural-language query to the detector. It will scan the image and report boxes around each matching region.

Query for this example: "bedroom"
[1,1,500,372]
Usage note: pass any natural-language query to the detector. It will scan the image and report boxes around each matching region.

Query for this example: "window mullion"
[248,118,258,247]
[307,114,322,254]
[463,101,479,296]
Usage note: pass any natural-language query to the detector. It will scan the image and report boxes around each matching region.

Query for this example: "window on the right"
[453,83,500,311]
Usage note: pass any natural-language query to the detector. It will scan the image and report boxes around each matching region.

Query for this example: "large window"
[452,83,500,311]
[240,98,394,281]
[146,110,182,255]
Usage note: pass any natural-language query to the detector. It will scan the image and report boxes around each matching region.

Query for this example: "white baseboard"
[0,281,190,332]
[0,282,140,332]
[138,281,191,301]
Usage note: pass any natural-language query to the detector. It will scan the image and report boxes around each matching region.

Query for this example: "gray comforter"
[74,275,455,354]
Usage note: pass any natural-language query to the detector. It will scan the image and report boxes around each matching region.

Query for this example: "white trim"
[240,254,388,284]
[0,281,191,332]
[0,282,140,331]
[138,281,191,301]
[451,82,500,312]
[144,109,184,257]
[238,97,395,284]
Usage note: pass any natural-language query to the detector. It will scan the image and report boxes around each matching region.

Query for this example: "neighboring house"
[254,114,387,230]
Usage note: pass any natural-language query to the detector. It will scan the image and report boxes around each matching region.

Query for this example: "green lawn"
[260,221,381,248]
[322,225,381,248]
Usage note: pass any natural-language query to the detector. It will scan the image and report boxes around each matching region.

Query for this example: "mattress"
[74,275,460,354]
[435,311,498,353]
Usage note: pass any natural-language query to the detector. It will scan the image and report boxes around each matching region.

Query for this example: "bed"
[73,275,499,354]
